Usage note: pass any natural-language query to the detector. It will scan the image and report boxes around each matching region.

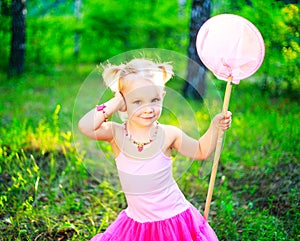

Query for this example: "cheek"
[126,104,141,115]
[153,104,163,114]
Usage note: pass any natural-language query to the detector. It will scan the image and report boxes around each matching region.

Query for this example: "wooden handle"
[204,77,233,220]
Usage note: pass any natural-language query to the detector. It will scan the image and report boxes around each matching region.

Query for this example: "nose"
[143,104,154,113]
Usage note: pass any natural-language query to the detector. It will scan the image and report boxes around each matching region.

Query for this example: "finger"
[221,119,232,129]
[225,111,232,118]
[220,118,230,125]
[224,118,231,124]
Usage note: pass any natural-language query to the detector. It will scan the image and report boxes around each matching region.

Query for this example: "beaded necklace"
[123,121,159,152]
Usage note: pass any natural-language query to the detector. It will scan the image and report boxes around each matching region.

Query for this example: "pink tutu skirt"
[90,206,218,241]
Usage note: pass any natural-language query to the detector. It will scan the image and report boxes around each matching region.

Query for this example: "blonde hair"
[102,58,174,92]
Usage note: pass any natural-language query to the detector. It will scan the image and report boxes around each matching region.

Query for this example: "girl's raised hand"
[115,91,127,112]
[212,111,232,130]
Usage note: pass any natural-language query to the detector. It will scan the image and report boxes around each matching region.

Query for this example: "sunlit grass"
[0,64,299,240]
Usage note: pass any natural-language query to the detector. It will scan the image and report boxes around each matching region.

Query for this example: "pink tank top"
[116,151,190,223]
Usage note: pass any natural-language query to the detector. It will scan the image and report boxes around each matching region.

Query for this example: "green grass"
[0,64,299,240]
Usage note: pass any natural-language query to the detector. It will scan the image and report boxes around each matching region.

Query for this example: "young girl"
[78,58,232,241]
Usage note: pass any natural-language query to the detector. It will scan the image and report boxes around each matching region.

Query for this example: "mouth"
[141,116,155,120]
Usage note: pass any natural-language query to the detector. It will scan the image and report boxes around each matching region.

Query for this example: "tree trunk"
[8,0,26,78]
[183,0,210,100]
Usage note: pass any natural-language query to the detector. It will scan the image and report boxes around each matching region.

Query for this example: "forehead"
[123,76,164,98]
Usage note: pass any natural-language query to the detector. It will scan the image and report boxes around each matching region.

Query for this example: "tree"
[8,0,26,78]
[183,0,210,100]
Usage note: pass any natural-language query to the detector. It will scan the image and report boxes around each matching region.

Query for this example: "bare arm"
[78,92,126,141]
[170,111,232,160]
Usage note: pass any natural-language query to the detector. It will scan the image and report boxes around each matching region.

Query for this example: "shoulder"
[159,124,183,148]
[160,124,182,135]
[160,124,199,155]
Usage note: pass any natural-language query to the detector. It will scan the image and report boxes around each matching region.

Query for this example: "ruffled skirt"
[90,206,218,241]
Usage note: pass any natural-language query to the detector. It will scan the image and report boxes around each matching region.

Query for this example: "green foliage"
[26,15,78,68]
[0,0,189,70]
[81,0,190,62]
[0,14,11,70]
[1,0,299,96]
[0,0,190,70]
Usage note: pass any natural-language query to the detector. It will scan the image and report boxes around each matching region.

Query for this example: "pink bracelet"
[96,104,109,122]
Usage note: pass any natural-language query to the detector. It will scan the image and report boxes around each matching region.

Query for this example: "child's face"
[122,76,165,126]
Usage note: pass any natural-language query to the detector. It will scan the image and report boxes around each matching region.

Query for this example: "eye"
[133,100,141,105]
[152,98,160,103]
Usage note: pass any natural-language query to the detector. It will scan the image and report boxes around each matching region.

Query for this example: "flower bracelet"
[96,104,109,122]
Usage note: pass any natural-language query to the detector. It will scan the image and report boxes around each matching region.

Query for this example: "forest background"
[0,0,299,240]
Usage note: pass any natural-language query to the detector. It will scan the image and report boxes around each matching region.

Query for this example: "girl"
[78,58,232,241]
